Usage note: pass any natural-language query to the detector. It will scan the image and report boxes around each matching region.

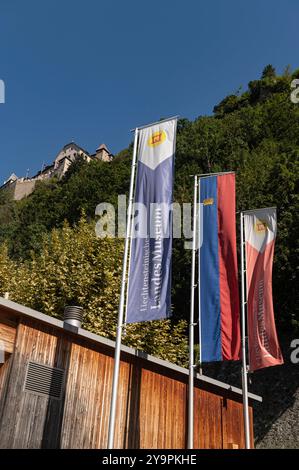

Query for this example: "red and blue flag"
[199,173,240,362]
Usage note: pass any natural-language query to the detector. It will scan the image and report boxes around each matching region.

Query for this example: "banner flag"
[126,118,177,323]
[244,207,283,371]
[200,173,241,362]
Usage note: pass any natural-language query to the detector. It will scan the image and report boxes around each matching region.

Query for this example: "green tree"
[0,65,298,336]
[262,64,276,80]
[0,217,189,366]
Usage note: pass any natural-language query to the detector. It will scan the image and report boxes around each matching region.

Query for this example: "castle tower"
[94,143,113,162]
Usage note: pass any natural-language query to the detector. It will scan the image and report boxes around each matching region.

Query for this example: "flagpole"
[107,128,139,449]
[188,174,198,449]
[240,211,251,449]
[197,177,202,375]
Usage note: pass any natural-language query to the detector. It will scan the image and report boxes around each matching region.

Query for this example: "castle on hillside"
[1,141,113,201]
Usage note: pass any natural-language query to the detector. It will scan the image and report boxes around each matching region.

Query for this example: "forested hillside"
[0,65,298,365]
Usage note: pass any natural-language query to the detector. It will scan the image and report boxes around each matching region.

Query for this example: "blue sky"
[0,0,298,183]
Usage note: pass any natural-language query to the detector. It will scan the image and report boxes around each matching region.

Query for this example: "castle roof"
[96,143,111,154]
[4,173,18,184]
[62,142,90,155]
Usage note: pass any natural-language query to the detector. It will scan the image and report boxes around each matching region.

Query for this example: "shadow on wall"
[123,360,142,449]
[203,333,299,448]
[41,335,72,449]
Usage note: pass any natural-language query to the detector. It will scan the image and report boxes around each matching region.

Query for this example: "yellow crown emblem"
[203,198,214,206]
[147,130,167,148]
[254,219,268,233]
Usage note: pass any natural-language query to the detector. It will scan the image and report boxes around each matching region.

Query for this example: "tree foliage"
[0,65,298,362]
[0,218,189,365]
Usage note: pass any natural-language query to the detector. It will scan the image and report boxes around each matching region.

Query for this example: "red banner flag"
[244,207,283,371]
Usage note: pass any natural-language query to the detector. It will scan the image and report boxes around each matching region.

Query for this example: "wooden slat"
[0,354,12,418]
[0,322,16,354]
[194,388,223,449]
[222,397,247,449]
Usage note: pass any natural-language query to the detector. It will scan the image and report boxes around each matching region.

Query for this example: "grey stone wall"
[13,180,36,200]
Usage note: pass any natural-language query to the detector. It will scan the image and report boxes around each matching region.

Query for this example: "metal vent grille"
[24,362,65,399]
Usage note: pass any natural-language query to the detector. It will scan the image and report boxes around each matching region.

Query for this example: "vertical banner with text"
[126,118,177,323]
[244,207,284,371]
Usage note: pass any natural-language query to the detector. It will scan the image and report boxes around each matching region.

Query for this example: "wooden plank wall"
[0,318,70,448]
[0,316,254,449]
[0,311,18,429]
[61,340,188,449]
[0,354,13,423]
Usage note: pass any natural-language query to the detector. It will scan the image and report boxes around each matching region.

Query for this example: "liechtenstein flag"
[199,173,241,362]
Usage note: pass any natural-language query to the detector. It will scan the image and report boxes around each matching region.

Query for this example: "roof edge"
[0,297,262,403]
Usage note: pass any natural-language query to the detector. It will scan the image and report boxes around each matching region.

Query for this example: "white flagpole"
[188,174,198,449]
[107,128,139,449]
[198,177,202,375]
[240,211,251,449]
